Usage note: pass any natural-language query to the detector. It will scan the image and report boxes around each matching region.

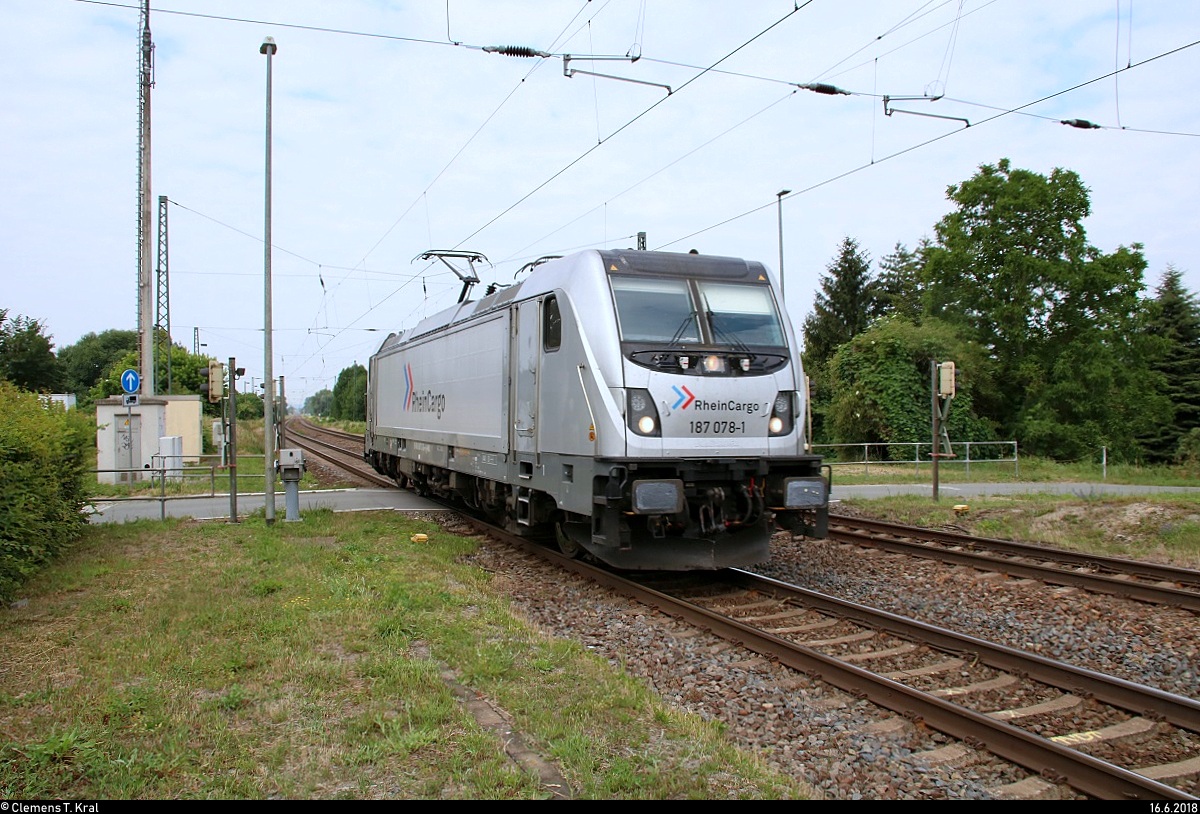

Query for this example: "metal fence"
[94,464,218,490]
[810,441,1019,477]
[90,456,266,520]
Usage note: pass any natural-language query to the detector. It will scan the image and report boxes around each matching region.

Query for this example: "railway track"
[454,514,1200,801]
[828,514,1200,612]
[284,418,394,488]
[283,418,1200,798]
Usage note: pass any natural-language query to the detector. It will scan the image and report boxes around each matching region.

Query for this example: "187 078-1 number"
[689,420,745,435]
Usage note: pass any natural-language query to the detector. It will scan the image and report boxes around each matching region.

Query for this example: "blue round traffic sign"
[121,368,141,394]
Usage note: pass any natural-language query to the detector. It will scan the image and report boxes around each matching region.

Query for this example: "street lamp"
[261,36,277,524]
[776,189,791,301]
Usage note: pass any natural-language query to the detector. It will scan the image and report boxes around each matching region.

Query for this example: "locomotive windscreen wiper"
[669,311,699,344]
[701,292,751,353]
[707,312,751,352]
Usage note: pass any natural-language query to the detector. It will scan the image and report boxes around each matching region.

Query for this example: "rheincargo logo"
[671,385,695,409]
[692,399,761,414]
[404,363,447,419]
[670,385,760,414]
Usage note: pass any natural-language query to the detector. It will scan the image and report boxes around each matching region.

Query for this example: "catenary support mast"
[137,0,156,394]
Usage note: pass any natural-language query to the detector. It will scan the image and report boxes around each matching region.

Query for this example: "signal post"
[200,358,245,522]
[931,361,956,501]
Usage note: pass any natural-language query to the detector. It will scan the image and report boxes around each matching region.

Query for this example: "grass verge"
[0,510,815,800]
[835,492,1200,566]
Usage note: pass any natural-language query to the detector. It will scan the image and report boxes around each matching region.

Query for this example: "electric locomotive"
[365,248,829,570]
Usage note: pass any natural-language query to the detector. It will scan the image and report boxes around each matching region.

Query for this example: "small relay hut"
[95,394,203,484]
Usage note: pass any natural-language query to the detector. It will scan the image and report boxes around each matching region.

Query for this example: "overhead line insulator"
[798,82,851,96]
[484,45,551,58]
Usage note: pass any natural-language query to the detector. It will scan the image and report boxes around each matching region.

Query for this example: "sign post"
[120,368,141,479]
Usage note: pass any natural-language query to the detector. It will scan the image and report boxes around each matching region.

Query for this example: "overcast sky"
[4,0,1199,406]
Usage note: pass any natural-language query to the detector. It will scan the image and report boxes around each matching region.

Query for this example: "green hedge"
[0,382,95,601]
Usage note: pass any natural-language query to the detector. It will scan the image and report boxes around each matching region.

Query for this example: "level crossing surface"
[86,482,1200,525]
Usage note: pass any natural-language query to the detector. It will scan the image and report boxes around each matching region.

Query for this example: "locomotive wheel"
[555,522,584,559]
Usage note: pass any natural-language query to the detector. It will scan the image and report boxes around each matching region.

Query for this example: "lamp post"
[261,36,277,525]
[776,189,791,301]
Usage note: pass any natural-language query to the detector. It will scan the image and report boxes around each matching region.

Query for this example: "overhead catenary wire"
[79,1,1199,405]
[179,18,1200,400]
[447,2,814,253]
[296,0,815,378]
[657,39,1200,253]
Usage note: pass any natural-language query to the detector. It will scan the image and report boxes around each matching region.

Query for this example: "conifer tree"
[1141,266,1200,462]
[801,236,874,371]
[871,240,926,323]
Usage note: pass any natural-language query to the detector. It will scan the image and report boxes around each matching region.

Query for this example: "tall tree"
[801,237,875,444]
[871,240,926,323]
[921,159,1165,460]
[923,159,1091,366]
[0,310,64,393]
[235,392,265,420]
[332,364,367,421]
[57,329,138,399]
[1140,266,1200,463]
[303,389,335,417]
[801,236,874,371]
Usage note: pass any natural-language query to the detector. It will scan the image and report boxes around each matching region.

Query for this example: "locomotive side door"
[510,299,540,456]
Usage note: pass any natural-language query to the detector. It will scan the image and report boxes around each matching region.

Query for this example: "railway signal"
[931,360,957,501]
[205,361,224,403]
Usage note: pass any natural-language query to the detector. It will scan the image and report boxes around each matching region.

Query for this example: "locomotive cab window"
[609,275,785,348]
[610,276,700,343]
[542,294,562,351]
[696,281,786,347]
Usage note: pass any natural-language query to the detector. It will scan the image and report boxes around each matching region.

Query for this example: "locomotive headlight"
[702,354,726,374]
[769,391,795,437]
[627,388,662,437]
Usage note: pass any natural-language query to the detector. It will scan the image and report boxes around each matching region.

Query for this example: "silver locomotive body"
[365,248,828,570]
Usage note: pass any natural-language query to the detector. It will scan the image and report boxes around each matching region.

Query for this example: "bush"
[0,382,95,601]
[1177,427,1200,473]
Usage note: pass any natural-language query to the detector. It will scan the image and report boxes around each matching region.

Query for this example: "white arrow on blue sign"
[121,368,141,394]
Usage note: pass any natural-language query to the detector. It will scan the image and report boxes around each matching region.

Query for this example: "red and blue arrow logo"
[404,363,414,410]
[672,385,695,410]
